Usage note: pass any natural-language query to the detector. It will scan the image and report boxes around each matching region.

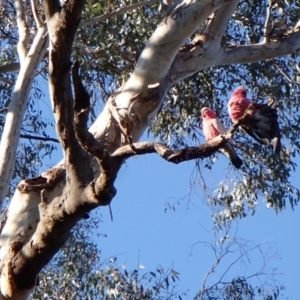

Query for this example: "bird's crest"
[232,86,247,98]
[201,107,217,119]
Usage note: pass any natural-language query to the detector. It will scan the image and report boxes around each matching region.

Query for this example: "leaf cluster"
[31,216,183,300]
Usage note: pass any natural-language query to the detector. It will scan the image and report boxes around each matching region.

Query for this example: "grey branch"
[219,29,300,65]
[72,61,118,206]
[263,0,273,43]
[19,134,59,143]
[111,137,229,163]
[110,107,252,163]
[0,63,20,74]
[82,0,159,27]
[172,19,300,83]
[30,0,43,28]
[72,61,105,160]
[203,0,239,44]
[14,0,30,61]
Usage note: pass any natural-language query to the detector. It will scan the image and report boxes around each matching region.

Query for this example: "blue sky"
[97,149,300,299]
[45,148,300,299]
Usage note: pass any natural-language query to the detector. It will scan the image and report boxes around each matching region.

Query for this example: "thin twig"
[14,0,30,61]
[263,1,273,44]
[109,204,113,222]
[199,226,279,300]
[77,45,99,68]
[19,134,59,143]
[0,107,8,114]
[0,62,21,74]
[30,0,43,28]
[216,244,261,286]
[0,77,14,86]
[82,0,158,27]
[272,59,293,84]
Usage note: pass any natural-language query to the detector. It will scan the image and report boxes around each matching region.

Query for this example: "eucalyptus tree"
[0,0,300,299]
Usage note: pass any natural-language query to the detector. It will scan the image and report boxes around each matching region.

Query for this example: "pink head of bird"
[201,107,217,119]
[231,86,247,98]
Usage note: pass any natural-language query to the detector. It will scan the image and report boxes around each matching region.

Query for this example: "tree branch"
[43,0,60,20]
[0,110,58,142]
[115,0,234,108]
[0,77,14,86]
[171,19,300,83]
[14,0,30,62]
[0,63,20,74]
[263,0,273,44]
[272,59,293,84]
[0,108,8,114]
[111,137,227,163]
[30,0,43,28]
[0,25,47,207]
[217,29,300,65]
[111,104,250,163]
[45,0,92,186]
[81,0,159,27]
[72,61,118,206]
[72,61,104,159]
[19,134,59,143]
[203,0,239,43]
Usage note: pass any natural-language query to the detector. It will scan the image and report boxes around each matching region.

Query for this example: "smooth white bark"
[203,0,239,41]
[14,0,29,63]
[0,27,47,206]
[172,24,300,83]
[116,0,232,106]
[217,30,300,65]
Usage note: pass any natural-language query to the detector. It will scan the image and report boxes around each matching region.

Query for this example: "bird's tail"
[220,142,243,169]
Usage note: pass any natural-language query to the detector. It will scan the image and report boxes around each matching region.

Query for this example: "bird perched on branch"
[228,86,281,153]
[201,107,243,169]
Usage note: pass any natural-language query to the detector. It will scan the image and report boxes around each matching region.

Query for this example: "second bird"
[228,86,281,153]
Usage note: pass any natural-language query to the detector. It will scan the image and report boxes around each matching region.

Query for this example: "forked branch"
[72,61,118,206]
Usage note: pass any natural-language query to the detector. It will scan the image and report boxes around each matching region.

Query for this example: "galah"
[201,107,243,169]
[228,86,281,153]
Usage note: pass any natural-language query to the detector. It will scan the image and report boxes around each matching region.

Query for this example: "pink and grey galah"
[228,86,281,153]
[201,107,243,169]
